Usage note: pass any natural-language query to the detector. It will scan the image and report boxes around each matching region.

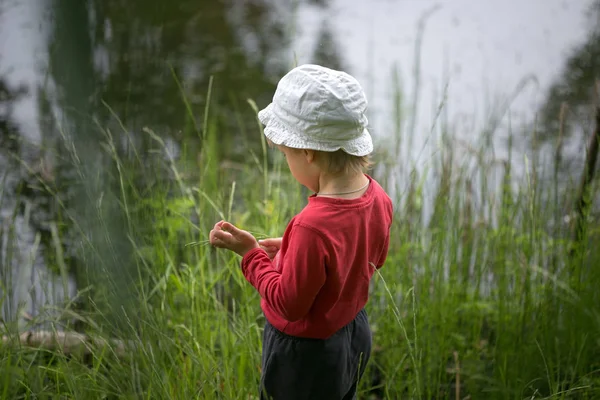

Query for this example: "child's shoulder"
[369,177,394,212]
[290,205,322,229]
[284,202,336,238]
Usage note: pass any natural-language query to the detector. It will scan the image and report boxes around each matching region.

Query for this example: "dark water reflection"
[48,0,304,160]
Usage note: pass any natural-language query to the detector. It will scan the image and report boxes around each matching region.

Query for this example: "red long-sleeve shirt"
[241,175,393,339]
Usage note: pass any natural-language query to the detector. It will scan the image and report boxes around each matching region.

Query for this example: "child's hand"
[209,221,260,257]
[258,237,283,260]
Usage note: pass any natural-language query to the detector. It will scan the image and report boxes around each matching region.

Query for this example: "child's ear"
[303,149,315,163]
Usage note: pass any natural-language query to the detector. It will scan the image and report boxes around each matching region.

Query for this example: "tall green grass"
[1,80,599,400]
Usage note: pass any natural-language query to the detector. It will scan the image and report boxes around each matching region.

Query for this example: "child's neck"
[316,172,369,199]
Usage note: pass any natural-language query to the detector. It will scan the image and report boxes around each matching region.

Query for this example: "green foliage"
[2,99,599,398]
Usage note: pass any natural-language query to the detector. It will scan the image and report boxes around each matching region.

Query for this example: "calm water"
[0,0,593,326]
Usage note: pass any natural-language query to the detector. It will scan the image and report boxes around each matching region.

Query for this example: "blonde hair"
[268,139,372,175]
[318,149,372,176]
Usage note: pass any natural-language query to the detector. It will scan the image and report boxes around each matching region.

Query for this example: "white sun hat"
[257,64,373,157]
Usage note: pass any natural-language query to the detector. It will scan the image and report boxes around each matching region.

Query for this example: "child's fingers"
[209,234,223,248]
[212,232,236,248]
[259,245,279,260]
[211,237,225,247]
[260,245,278,252]
[208,230,224,244]
[221,222,249,239]
[209,222,226,246]
[258,238,282,247]
[220,222,238,234]
[212,230,234,244]
[214,221,224,230]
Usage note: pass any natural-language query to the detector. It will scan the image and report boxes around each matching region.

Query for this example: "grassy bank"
[1,92,599,400]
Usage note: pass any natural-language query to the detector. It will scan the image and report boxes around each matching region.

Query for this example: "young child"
[209,64,393,400]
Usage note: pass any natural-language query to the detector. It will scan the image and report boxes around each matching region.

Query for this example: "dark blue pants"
[259,309,372,400]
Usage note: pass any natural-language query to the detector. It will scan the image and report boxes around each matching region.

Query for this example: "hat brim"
[258,104,373,157]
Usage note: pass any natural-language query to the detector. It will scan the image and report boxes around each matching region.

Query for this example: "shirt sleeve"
[241,224,327,322]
